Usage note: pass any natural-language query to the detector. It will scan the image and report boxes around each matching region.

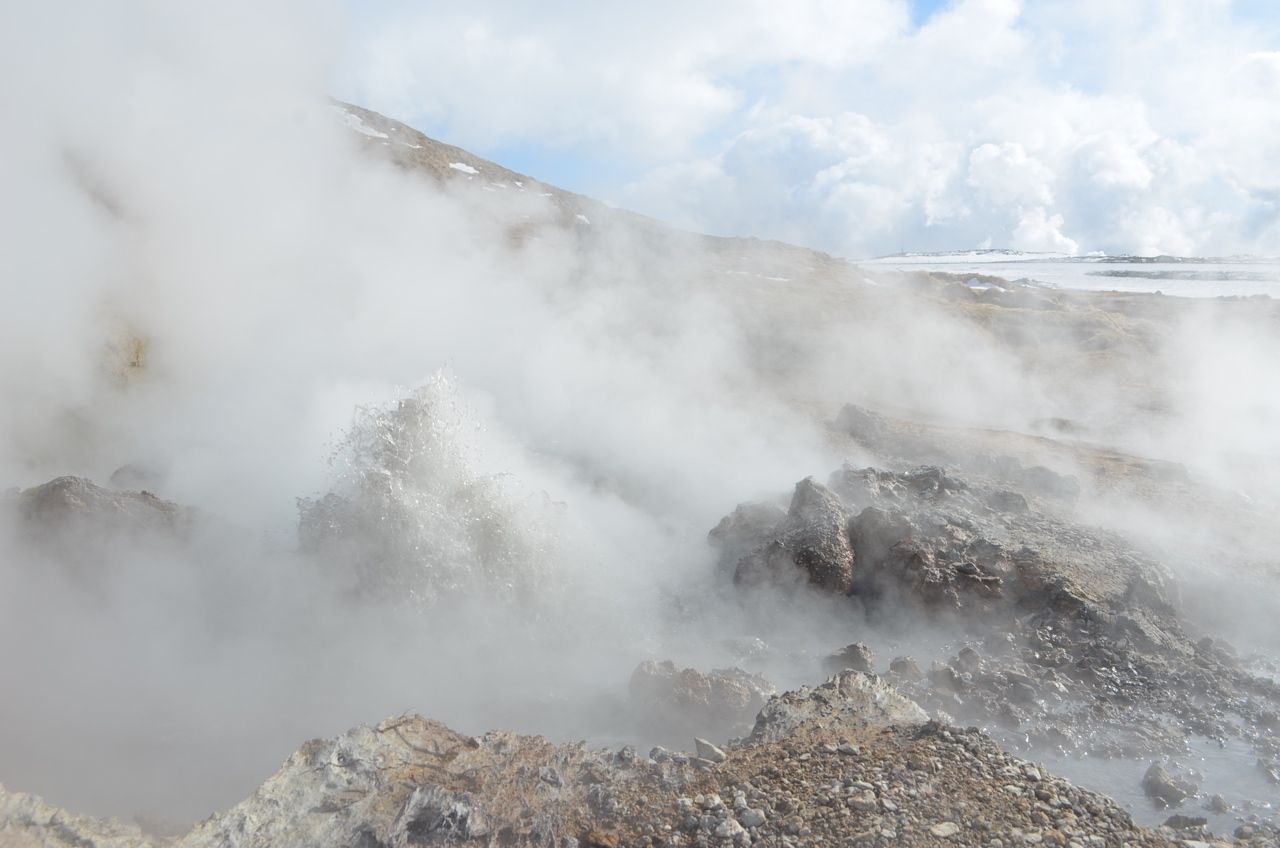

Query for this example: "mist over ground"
[1,0,1278,834]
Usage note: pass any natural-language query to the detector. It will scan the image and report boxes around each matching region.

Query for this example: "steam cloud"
[1,0,1277,832]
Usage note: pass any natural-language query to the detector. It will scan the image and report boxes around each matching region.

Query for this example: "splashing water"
[298,373,562,604]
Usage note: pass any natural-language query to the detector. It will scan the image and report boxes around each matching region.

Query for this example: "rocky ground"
[4,670,1251,848]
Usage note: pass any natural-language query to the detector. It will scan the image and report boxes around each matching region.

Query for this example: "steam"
[1,0,1277,833]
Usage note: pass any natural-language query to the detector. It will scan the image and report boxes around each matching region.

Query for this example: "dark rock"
[780,479,855,593]
[721,478,854,594]
[1162,813,1206,830]
[1142,761,1196,806]
[889,656,924,681]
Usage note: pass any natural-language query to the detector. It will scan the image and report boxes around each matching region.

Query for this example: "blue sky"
[910,0,951,25]
[336,1,1280,257]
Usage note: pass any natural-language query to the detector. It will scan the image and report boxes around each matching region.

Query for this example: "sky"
[335,0,1280,258]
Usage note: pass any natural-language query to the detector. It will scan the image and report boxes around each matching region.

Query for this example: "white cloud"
[337,0,1280,257]
[967,142,1056,208]
[1010,207,1078,254]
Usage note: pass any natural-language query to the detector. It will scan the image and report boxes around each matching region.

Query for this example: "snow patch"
[331,105,389,139]
[449,162,480,175]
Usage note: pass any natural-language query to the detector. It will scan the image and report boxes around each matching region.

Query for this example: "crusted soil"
[0,673,1215,848]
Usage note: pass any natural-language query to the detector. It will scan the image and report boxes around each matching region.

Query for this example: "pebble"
[930,821,961,837]
[694,738,727,764]
[846,791,877,812]
[713,819,745,840]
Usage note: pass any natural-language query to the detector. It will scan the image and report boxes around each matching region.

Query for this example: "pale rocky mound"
[3,476,192,579]
[0,672,1205,848]
[13,476,188,542]
[0,785,156,848]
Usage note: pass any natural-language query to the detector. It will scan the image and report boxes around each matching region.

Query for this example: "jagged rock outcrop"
[712,463,1172,620]
[719,478,854,594]
[711,463,1280,790]
[629,661,774,744]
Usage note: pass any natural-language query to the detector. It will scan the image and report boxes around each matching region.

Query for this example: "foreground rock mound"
[0,673,1191,847]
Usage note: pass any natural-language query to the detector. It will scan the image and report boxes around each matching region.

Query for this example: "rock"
[1142,761,1196,806]
[0,783,158,847]
[825,642,875,673]
[827,465,907,510]
[719,478,855,594]
[749,671,928,743]
[902,466,966,497]
[888,656,924,681]
[581,829,619,848]
[713,818,745,839]
[846,791,877,812]
[1203,794,1230,814]
[11,476,190,568]
[693,738,727,764]
[930,821,961,837]
[629,661,774,743]
[779,478,856,593]
[1007,681,1039,704]
[392,785,490,844]
[1162,814,1207,830]
[707,502,786,574]
[737,808,766,828]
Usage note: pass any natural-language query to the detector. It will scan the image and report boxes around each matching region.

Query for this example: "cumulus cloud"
[339,0,1280,257]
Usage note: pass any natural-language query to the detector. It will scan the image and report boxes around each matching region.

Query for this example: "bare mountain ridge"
[333,101,856,279]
